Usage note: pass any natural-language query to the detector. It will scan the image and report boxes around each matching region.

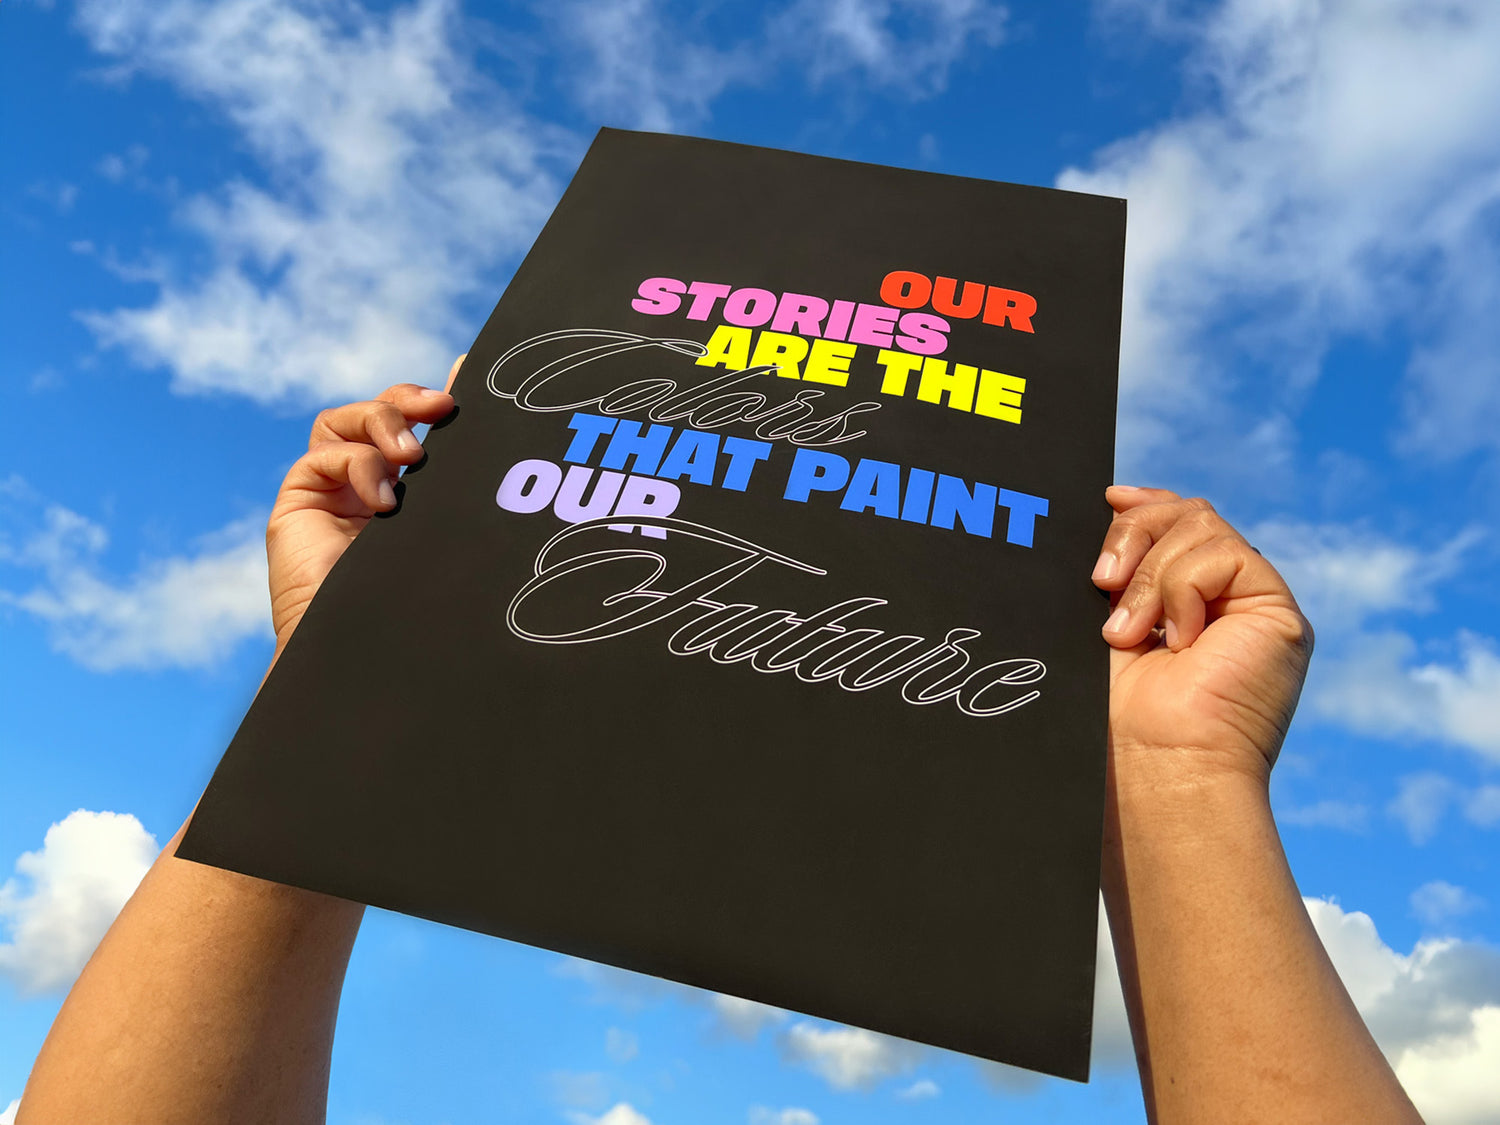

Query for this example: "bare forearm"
[19,818,362,1125]
[1102,765,1420,1124]
[20,642,365,1125]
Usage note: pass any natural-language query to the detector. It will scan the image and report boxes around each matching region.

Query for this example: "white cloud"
[1278,799,1370,832]
[551,1071,610,1112]
[550,0,756,131]
[0,1099,17,1125]
[1061,0,1500,472]
[97,143,149,182]
[27,180,79,213]
[1249,521,1479,635]
[1388,773,1462,845]
[0,811,159,995]
[1305,896,1500,1124]
[555,957,684,1009]
[748,1107,819,1125]
[1383,773,1500,844]
[605,1026,639,1063]
[895,1078,940,1099]
[570,1103,654,1125]
[779,1023,923,1091]
[1314,633,1500,765]
[710,993,788,1040]
[553,0,1007,132]
[1396,1007,1500,1125]
[769,0,1007,96]
[1468,786,1500,827]
[1411,882,1484,929]
[0,496,270,672]
[72,0,568,406]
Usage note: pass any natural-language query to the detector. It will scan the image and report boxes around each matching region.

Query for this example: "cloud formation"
[1306,896,1500,1124]
[779,1023,923,1091]
[570,1104,654,1125]
[747,1107,819,1125]
[1314,632,1500,764]
[1386,773,1500,845]
[0,488,270,672]
[1061,0,1500,474]
[0,810,158,995]
[74,0,568,406]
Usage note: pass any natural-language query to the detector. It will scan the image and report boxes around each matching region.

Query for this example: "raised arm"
[16,375,458,1125]
[1094,486,1422,1124]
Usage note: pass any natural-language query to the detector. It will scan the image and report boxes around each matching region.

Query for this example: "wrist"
[1105,753,1274,853]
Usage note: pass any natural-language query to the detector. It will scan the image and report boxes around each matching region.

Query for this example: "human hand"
[1092,486,1313,793]
[266,358,461,651]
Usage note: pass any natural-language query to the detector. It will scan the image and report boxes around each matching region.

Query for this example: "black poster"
[179,129,1125,1081]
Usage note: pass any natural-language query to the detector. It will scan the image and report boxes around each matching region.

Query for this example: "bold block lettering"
[609,476,681,539]
[931,276,984,318]
[684,281,732,320]
[848,303,898,348]
[720,436,773,491]
[554,466,626,523]
[975,370,1026,423]
[599,420,674,476]
[749,331,811,380]
[917,357,978,413]
[901,467,936,523]
[930,475,997,538]
[631,276,687,315]
[563,412,618,464]
[997,489,1049,548]
[803,338,857,386]
[982,286,1038,332]
[695,324,751,370]
[784,449,851,503]
[496,459,562,514]
[657,429,721,485]
[879,270,932,309]
[894,312,949,356]
[824,299,856,341]
[840,458,902,518]
[771,292,831,336]
[875,349,924,395]
[723,287,777,327]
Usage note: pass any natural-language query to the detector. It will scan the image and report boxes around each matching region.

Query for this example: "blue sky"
[3,1,1500,1122]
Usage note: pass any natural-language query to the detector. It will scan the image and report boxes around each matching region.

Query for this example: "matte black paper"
[180,130,1125,1080]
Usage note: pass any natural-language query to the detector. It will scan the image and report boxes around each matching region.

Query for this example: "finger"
[1156,536,1307,651]
[444,353,466,393]
[1093,495,1214,590]
[373,381,457,418]
[284,442,398,512]
[1105,484,1181,512]
[308,399,424,466]
[1102,509,1228,647]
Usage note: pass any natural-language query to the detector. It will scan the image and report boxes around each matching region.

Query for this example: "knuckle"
[1186,507,1222,534]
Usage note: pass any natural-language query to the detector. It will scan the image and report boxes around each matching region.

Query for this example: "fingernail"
[1091,551,1119,583]
[377,479,397,508]
[1103,606,1130,636]
[396,428,421,454]
[418,387,449,399]
[1110,484,1144,493]
[1164,618,1179,648]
